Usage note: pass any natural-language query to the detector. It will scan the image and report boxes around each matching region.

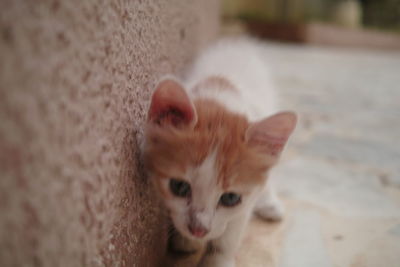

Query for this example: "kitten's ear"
[148,79,197,128]
[245,111,297,157]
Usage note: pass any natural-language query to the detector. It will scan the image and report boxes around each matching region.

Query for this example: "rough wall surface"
[0,1,219,266]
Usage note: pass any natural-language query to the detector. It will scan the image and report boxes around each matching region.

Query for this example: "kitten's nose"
[188,223,209,238]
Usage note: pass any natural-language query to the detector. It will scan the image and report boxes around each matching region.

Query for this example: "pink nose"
[188,224,209,238]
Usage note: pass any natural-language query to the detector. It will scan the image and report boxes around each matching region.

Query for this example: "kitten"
[143,38,297,267]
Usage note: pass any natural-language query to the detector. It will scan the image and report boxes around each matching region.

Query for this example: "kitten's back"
[185,37,278,121]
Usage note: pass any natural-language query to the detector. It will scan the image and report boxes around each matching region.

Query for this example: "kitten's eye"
[219,192,241,207]
[169,179,191,197]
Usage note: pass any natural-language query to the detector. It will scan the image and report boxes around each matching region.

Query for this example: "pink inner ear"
[246,111,297,156]
[148,79,197,127]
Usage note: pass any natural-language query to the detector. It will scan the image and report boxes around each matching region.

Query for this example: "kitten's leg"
[170,228,204,254]
[200,212,251,267]
[254,180,284,221]
[168,228,206,267]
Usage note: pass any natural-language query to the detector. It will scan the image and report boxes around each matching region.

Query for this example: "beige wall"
[0,0,219,266]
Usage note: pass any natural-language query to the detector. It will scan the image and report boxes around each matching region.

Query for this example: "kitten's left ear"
[148,78,197,128]
[245,111,297,157]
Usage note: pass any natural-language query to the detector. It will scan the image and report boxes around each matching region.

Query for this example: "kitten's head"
[144,79,296,241]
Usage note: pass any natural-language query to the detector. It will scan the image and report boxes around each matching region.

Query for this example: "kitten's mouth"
[188,224,209,238]
[177,226,209,241]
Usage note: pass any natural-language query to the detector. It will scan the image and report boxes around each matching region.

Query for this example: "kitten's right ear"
[148,79,197,128]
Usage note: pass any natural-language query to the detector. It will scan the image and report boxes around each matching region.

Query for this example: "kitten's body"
[185,39,277,122]
[144,38,296,267]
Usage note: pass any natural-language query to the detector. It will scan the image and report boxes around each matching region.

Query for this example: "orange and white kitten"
[143,38,297,267]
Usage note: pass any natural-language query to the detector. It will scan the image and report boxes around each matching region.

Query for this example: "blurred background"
[222,0,400,49]
[223,0,400,28]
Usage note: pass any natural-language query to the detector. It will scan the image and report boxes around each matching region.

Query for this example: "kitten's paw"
[200,255,235,267]
[254,201,284,222]
[170,231,204,254]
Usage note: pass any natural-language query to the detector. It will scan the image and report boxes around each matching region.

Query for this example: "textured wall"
[0,1,219,266]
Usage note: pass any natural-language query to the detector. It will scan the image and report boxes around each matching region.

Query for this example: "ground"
[237,43,400,267]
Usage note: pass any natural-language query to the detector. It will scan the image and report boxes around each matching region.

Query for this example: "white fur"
[185,37,278,121]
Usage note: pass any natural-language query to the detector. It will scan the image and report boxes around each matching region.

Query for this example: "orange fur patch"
[144,99,276,190]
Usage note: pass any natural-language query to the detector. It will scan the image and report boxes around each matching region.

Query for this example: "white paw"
[254,200,284,221]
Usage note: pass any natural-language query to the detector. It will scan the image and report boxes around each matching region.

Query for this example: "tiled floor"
[238,43,400,267]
